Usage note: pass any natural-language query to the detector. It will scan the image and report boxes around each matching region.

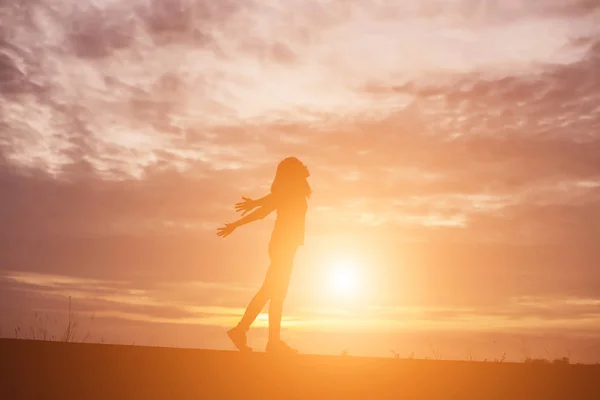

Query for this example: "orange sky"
[1,0,600,362]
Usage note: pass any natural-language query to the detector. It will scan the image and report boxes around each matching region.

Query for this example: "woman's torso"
[270,195,308,248]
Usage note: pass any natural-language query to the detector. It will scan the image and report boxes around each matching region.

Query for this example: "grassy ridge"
[1,339,599,399]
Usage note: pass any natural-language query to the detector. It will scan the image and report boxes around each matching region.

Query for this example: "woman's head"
[271,157,311,198]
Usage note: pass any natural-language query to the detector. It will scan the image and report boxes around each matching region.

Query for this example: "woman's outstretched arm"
[235,194,272,216]
[217,202,277,238]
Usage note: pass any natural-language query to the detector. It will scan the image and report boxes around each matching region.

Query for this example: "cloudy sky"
[1,0,600,361]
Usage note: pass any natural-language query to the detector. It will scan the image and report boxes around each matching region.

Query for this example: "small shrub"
[552,357,570,365]
[467,348,475,362]
[12,295,94,343]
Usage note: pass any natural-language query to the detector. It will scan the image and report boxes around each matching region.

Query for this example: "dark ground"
[1,338,599,399]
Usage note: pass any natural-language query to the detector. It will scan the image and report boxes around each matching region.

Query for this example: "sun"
[328,259,360,297]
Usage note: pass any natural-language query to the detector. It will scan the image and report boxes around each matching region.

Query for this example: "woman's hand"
[217,222,238,238]
[235,197,256,216]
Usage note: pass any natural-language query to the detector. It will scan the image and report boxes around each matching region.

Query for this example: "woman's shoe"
[227,327,253,353]
[265,340,298,355]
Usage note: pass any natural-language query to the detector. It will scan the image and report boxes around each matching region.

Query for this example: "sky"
[1,0,600,362]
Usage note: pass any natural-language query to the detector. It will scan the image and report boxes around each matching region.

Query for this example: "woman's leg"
[229,271,272,351]
[229,244,296,352]
[267,272,292,342]
[267,245,297,343]
[237,284,270,332]
[233,243,297,341]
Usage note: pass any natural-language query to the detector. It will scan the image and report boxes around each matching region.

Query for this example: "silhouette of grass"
[386,341,575,365]
[467,347,475,361]
[426,338,442,360]
[11,295,95,343]
[525,357,571,365]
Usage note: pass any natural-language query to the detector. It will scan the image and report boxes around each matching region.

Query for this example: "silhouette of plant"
[543,344,551,360]
[60,296,79,342]
[81,313,96,343]
[552,357,570,365]
[28,312,53,341]
[466,347,475,361]
[57,295,94,343]
[426,339,442,360]
[11,295,94,343]
[521,346,573,365]
[565,348,573,362]
[494,352,507,363]
[520,337,532,361]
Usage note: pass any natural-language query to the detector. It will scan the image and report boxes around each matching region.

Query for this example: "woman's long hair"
[271,157,311,198]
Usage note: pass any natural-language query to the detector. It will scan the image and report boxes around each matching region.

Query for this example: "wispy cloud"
[2,0,599,177]
[2,271,599,336]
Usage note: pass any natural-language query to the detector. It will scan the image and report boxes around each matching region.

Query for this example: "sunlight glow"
[328,259,360,297]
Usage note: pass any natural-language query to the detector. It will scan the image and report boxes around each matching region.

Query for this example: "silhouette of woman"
[217,157,311,355]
